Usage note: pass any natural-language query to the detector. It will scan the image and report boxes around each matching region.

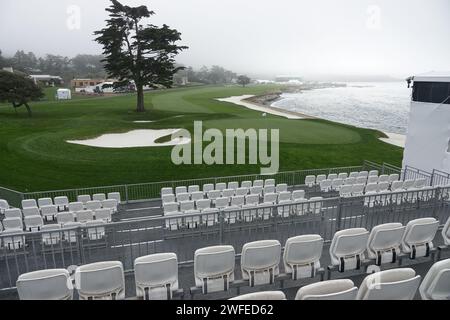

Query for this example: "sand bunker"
[67,129,190,148]
[216,95,303,120]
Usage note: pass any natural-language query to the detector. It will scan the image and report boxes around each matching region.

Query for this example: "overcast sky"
[1,0,449,79]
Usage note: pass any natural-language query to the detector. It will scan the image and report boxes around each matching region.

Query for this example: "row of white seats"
[362,187,435,207]
[0,210,113,250]
[2,199,118,222]
[321,177,427,194]
[15,216,450,300]
[162,184,289,205]
[231,260,450,300]
[19,192,121,212]
[305,170,393,186]
[161,179,277,198]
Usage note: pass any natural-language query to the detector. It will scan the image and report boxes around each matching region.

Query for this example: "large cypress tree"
[94,0,187,112]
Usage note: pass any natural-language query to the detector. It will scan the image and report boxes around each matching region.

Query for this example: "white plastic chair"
[241,240,281,286]
[17,269,73,300]
[367,223,405,265]
[329,228,369,272]
[283,235,323,280]
[419,258,450,300]
[295,279,357,300]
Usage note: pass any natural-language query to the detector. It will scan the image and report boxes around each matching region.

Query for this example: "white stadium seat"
[215,183,227,192]
[175,186,187,195]
[356,176,367,185]
[419,258,450,300]
[402,179,415,190]
[253,180,263,188]
[215,197,229,209]
[414,178,427,189]
[245,194,259,206]
[76,210,94,224]
[163,202,179,215]
[196,199,211,211]
[162,194,175,204]
[230,291,286,300]
[0,199,9,213]
[21,199,37,210]
[283,235,323,279]
[77,195,91,206]
[391,180,404,192]
[357,268,421,300]
[2,217,23,231]
[263,193,278,204]
[330,228,369,272]
[41,224,61,245]
[292,190,305,201]
[275,184,288,193]
[401,218,439,259]
[263,185,275,195]
[227,181,239,190]
[102,199,118,213]
[351,184,365,196]
[339,184,353,197]
[190,191,204,202]
[161,187,173,196]
[5,208,22,219]
[359,171,369,178]
[41,205,58,221]
[54,196,69,211]
[86,200,102,211]
[92,193,106,202]
[221,189,234,198]
[231,195,245,207]
[277,191,291,203]
[107,192,121,204]
[367,223,405,265]
[305,175,315,187]
[207,190,221,202]
[331,178,343,191]
[38,198,53,208]
[194,245,235,294]
[180,200,195,212]
[442,216,450,246]
[377,181,390,193]
[22,207,40,217]
[202,184,214,194]
[75,261,125,300]
[328,173,338,180]
[250,186,262,195]
[389,174,400,184]
[235,187,248,196]
[56,212,74,225]
[241,240,281,286]
[134,253,179,300]
[17,269,73,300]
[369,170,378,176]
[320,179,332,192]
[176,192,190,203]
[68,202,84,213]
[95,208,112,223]
[365,183,378,194]
[188,185,200,194]
[264,179,275,187]
[24,215,44,232]
[338,172,348,180]
[349,172,359,179]
[344,177,356,185]
[367,175,378,184]
[316,174,326,184]
[241,181,252,189]
[295,279,357,300]
[378,174,389,184]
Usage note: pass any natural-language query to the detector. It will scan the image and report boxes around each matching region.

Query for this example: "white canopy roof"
[413,71,450,83]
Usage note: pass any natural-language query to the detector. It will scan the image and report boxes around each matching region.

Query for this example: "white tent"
[56,88,72,100]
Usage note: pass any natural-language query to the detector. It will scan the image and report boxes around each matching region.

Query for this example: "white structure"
[403,71,450,173]
[56,88,72,100]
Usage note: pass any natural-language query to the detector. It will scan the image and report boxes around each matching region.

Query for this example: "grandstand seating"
[295,279,358,300]
[16,269,73,300]
[419,258,450,300]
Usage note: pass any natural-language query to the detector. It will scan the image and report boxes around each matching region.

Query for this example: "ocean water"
[272,82,411,134]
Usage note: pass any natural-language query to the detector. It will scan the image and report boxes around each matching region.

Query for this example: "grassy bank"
[0,85,403,192]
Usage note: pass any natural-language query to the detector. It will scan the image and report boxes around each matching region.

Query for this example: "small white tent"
[56,88,72,100]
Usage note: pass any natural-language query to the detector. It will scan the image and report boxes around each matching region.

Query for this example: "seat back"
[56,212,74,225]
[339,185,353,197]
[95,208,112,222]
[250,186,262,195]
[245,194,259,206]
[356,176,367,184]
[215,183,227,192]
[365,183,378,193]
[357,268,420,300]
[235,187,249,196]
[241,240,281,284]
[54,196,69,208]
[196,199,211,211]
[207,190,221,200]
[3,217,23,230]
[176,192,190,202]
[316,174,326,184]
[24,215,44,231]
[419,259,450,300]
[391,180,404,191]
[369,170,378,176]
[367,223,405,262]
[77,195,91,205]
[203,184,214,193]
[194,245,235,293]
[359,171,369,178]
[68,202,84,213]
[305,175,315,186]
[76,210,94,223]
[351,184,365,196]
[5,208,22,219]
[338,172,348,180]
[188,185,200,194]
[402,218,439,254]
[295,279,357,300]
[264,179,275,187]
[442,216,450,246]
[22,207,40,217]
[278,191,291,202]
[330,228,369,268]
[228,181,239,190]
[92,193,106,202]
[292,190,305,201]
[22,199,37,209]
[107,192,121,204]
[367,176,379,184]
[275,184,288,193]
[263,193,278,204]
[17,269,73,300]
[241,181,252,189]
[320,179,332,191]
[163,202,179,214]
[230,291,286,300]
[190,191,204,202]
[75,261,125,300]
[175,186,187,195]
[161,188,173,196]
[344,177,356,185]
[134,253,178,300]
[221,189,235,198]
[283,235,323,276]
[38,198,53,208]
[180,200,195,212]
[86,200,102,211]
[378,175,389,183]
[377,181,390,192]
[349,172,359,179]
[389,174,400,183]
[231,195,245,207]
[403,179,415,190]
[414,178,427,188]
[215,197,229,209]
[328,173,338,180]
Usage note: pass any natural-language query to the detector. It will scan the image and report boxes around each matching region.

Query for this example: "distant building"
[71,78,114,92]
[2,67,14,73]
[275,75,302,82]
[29,75,63,86]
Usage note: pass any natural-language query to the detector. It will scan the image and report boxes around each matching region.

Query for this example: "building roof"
[413,71,450,83]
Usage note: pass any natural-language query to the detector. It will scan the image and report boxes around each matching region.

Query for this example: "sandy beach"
[218,94,406,148]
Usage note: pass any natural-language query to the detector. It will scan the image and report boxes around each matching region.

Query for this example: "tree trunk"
[24,103,32,117]
[136,84,145,112]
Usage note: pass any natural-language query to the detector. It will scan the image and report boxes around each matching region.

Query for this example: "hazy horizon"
[1,0,449,80]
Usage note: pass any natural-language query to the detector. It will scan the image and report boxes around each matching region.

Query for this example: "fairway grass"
[0,85,403,192]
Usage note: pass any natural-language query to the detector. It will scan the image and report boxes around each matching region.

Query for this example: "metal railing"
[1,185,449,293]
[431,169,450,186]
[0,187,23,208]
[403,165,433,185]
